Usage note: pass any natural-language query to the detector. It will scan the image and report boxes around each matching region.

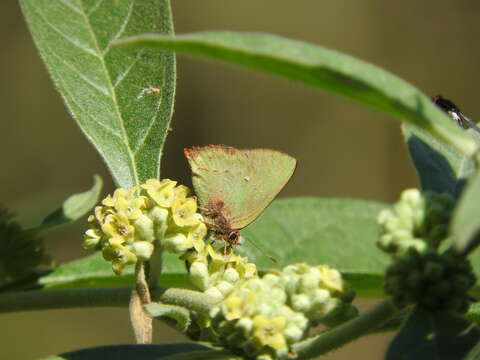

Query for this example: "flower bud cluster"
[208,263,356,360]
[270,264,357,326]
[83,179,205,274]
[385,249,476,313]
[377,189,454,256]
[378,188,475,313]
[182,243,258,302]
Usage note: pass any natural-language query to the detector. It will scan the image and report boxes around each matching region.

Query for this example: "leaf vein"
[49,67,121,138]
[103,1,134,54]
[78,1,140,186]
[113,49,144,88]
[45,47,109,97]
[86,0,105,16]
[59,0,82,14]
[65,93,122,139]
[32,4,99,58]
[133,84,164,154]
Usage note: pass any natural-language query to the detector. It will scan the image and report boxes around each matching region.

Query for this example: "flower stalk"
[130,261,153,344]
[291,299,398,359]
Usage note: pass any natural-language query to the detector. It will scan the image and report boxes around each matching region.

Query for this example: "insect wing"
[185,145,297,229]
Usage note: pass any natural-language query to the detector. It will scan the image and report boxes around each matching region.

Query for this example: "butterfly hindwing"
[185,145,297,230]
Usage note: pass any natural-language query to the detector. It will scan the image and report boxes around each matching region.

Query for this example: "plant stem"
[0,287,132,313]
[0,287,216,314]
[135,261,152,304]
[148,240,164,287]
[130,261,153,344]
[292,299,398,359]
[161,350,243,360]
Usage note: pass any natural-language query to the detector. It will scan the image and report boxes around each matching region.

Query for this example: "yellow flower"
[102,187,146,219]
[83,228,103,250]
[171,198,200,227]
[207,244,230,273]
[101,213,134,241]
[318,265,344,293]
[93,205,114,224]
[223,291,256,321]
[163,232,193,253]
[190,222,207,252]
[174,184,190,200]
[224,296,243,320]
[141,179,177,208]
[84,179,206,276]
[237,261,258,280]
[251,315,288,351]
[102,238,137,270]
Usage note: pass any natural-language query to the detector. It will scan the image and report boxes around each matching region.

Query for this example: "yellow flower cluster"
[208,263,356,359]
[210,277,308,360]
[83,179,357,360]
[83,179,206,274]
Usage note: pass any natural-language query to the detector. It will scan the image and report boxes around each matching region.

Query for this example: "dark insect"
[432,95,480,133]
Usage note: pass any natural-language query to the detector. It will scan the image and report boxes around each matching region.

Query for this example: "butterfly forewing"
[185,145,297,230]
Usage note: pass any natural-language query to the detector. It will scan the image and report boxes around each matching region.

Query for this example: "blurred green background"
[2,1,480,359]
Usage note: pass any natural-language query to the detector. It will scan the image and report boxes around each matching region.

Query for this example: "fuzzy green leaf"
[452,169,480,256]
[37,197,389,296]
[146,302,191,332]
[239,197,390,297]
[42,343,213,360]
[467,303,480,327]
[38,251,188,289]
[20,0,176,187]
[403,124,476,197]
[113,30,476,157]
[31,175,103,232]
[386,307,480,360]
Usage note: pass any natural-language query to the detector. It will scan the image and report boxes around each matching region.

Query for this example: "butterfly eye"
[228,232,238,241]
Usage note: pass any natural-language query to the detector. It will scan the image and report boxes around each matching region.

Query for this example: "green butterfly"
[184,145,297,246]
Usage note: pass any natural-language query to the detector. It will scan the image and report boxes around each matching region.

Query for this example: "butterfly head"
[226,230,241,245]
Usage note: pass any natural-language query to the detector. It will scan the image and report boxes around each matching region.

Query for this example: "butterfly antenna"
[243,237,278,264]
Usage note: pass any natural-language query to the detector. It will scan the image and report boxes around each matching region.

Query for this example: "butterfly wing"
[185,145,297,229]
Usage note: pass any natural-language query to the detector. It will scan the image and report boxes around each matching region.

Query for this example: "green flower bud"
[163,233,192,253]
[385,249,475,313]
[224,267,240,283]
[282,310,309,343]
[216,281,236,297]
[83,229,102,250]
[131,241,154,261]
[291,294,310,313]
[205,287,226,303]
[132,214,154,243]
[423,261,444,281]
[377,189,454,257]
[269,263,355,326]
[236,317,254,335]
[189,260,209,290]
